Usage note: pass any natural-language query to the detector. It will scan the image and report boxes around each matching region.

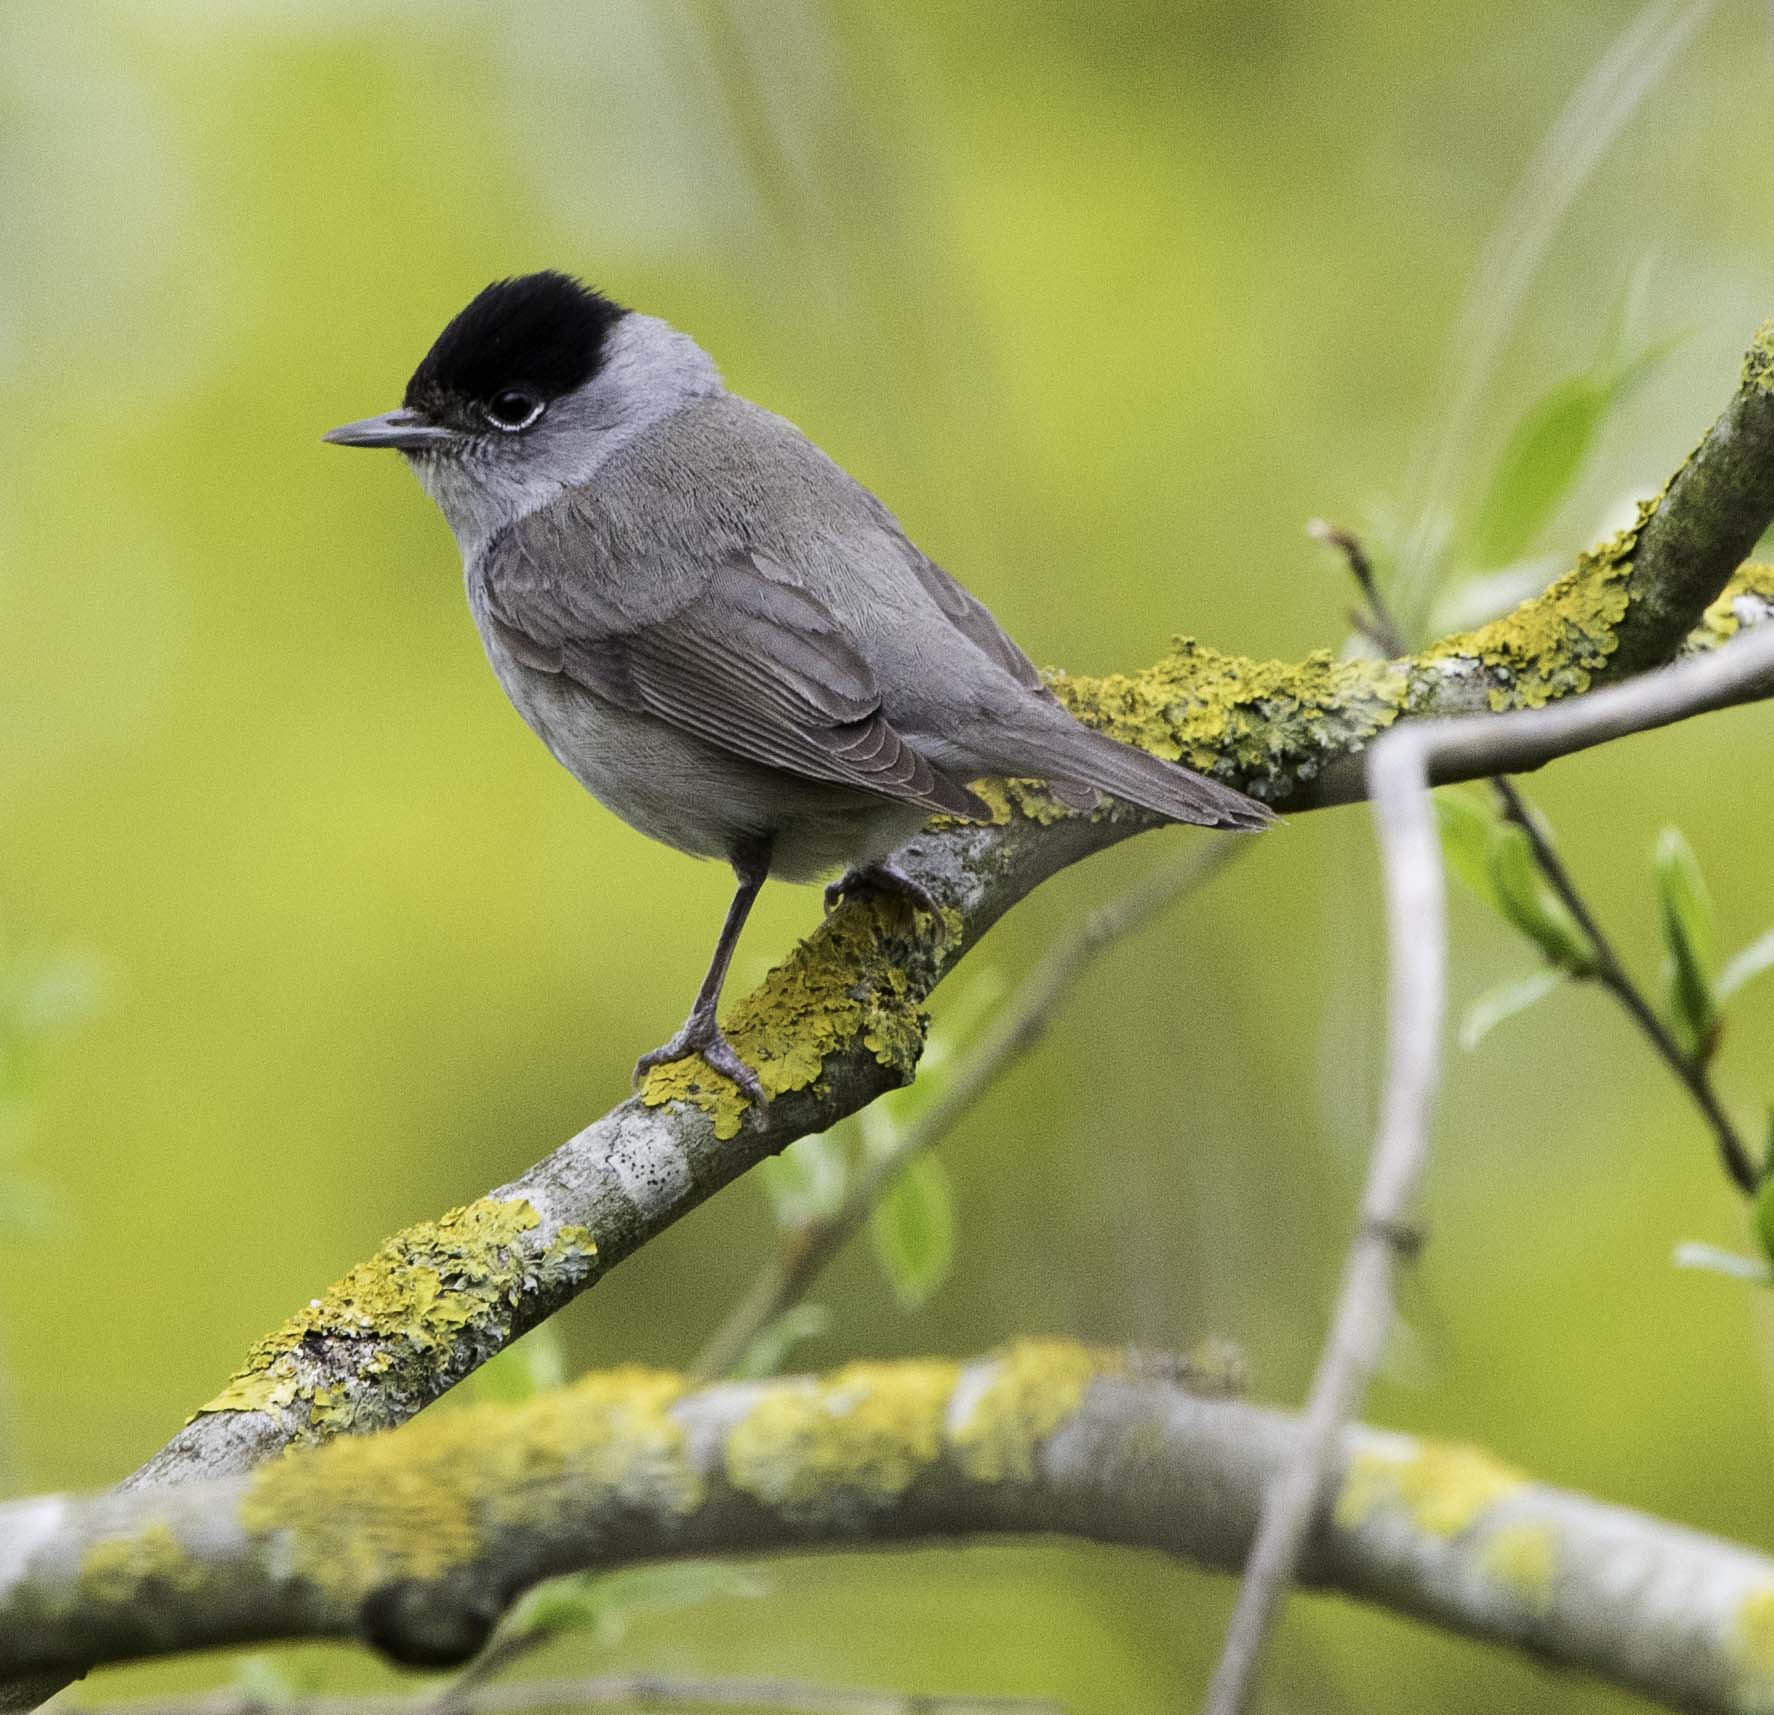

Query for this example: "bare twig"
[80,1676,1064,1715]
[1201,620,1774,1714]
[1202,715,1446,1715]
[1308,518,1406,657]
[692,836,1248,1380]
[1488,777,1757,1191]
[1318,519,1758,1191]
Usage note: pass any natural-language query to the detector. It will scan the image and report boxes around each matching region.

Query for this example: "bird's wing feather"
[481,522,990,821]
[886,531,1098,808]
[900,542,1048,694]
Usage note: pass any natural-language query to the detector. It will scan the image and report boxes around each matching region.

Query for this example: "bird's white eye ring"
[484,388,545,432]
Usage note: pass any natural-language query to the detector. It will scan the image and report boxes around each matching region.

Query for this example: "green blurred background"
[4,2,1774,1709]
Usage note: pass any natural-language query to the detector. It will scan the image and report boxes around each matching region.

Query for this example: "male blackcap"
[325,273,1271,1102]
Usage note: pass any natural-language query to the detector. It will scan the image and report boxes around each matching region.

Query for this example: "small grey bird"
[325,273,1271,1102]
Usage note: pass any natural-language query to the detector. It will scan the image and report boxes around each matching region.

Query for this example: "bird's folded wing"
[489,547,991,821]
[899,538,1046,694]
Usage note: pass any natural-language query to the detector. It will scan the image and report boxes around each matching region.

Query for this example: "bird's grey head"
[324,271,721,553]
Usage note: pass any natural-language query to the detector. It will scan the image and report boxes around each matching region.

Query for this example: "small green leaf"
[1469,336,1677,567]
[502,1572,604,1641]
[1719,931,1774,1003]
[1654,827,1717,1061]
[758,1129,847,1229]
[1486,824,1598,974]
[1435,791,1505,913]
[1459,967,1564,1051]
[732,1303,831,1380]
[870,1155,956,1311]
[1471,377,1610,567]
[456,1323,564,1407]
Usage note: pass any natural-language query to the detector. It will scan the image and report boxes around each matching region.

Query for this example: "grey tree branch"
[691,834,1249,1381]
[8,1343,1774,1715]
[1202,673,1449,1715]
[1202,619,1774,1715]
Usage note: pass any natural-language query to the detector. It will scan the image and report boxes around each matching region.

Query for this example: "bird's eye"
[484,389,545,432]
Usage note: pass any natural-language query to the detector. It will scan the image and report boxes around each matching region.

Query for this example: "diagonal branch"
[111,326,1774,1508]
[8,1341,1774,1715]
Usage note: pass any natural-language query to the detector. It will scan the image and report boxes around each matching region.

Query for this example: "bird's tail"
[997,720,1275,831]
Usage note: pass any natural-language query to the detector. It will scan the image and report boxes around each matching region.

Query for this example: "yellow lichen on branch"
[199,1199,600,1438]
[640,892,940,1138]
[1054,644,1404,804]
[239,1366,697,1607]
[1428,518,1641,711]
[1336,1438,1527,1538]
[724,1358,961,1521]
[235,1341,1122,1613]
[952,1338,1124,1483]
[1743,320,1774,396]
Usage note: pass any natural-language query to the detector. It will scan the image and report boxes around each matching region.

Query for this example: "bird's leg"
[824,855,946,940]
[634,837,772,1105]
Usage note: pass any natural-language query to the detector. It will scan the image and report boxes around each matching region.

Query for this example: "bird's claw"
[824,859,946,940]
[633,1021,766,1108]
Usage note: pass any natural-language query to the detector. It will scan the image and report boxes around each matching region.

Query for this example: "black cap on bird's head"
[324,271,629,451]
[404,273,627,415]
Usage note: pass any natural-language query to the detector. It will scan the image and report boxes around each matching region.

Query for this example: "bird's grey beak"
[322,409,458,451]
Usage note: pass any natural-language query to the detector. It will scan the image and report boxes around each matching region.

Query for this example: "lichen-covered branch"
[101,331,1774,1518]
[7,1343,1774,1715]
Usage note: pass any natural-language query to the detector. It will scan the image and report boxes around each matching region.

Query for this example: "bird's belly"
[489,649,928,879]
[494,660,733,860]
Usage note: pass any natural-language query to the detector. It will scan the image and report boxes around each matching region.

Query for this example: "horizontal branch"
[8,1344,1774,1715]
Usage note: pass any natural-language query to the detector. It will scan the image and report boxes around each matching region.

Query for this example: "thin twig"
[76,1676,1065,1715]
[1308,518,1405,657]
[1318,519,1758,1193]
[1201,725,1446,1715]
[692,835,1249,1380]
[1488,778,1756,1192]
[1201,620,1774,1714]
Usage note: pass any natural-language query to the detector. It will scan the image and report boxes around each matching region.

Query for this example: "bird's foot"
[824,858,947,940]
[633,1015,765,1108]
